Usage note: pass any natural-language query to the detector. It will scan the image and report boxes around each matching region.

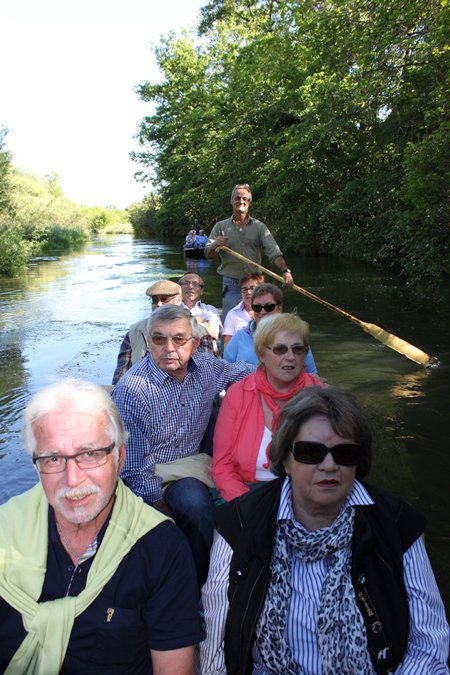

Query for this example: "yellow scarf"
[0,480,168,674]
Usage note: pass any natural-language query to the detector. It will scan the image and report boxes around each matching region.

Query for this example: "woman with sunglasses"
[212,313,326,502]
[201,387,449,675]
[223,282,318,373]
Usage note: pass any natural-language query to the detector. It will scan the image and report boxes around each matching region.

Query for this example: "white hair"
[23,378,127,460]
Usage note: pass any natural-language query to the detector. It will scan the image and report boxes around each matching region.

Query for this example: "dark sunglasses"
[267,344,308,356]
[150,295,176,304]
[251,302,280,313]
[291,441,361,466]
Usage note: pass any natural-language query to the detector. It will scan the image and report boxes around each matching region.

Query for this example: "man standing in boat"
[112,305,254,587]
[205,183,294,321]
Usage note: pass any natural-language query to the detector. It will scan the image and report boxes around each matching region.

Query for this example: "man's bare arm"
[151,646,196,675]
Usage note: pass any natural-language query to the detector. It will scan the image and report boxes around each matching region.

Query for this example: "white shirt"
[222,300,251,337]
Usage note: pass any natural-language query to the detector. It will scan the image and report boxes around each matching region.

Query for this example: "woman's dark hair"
[269,386,372,479]
[251,283,283,306]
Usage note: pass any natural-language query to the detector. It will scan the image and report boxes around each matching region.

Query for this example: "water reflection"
[0,234,449,611]
[389,369,429,399]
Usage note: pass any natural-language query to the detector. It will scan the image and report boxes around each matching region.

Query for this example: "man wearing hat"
[112,280,182,385]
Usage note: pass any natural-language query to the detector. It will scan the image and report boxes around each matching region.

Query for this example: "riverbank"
[0,234,449,611]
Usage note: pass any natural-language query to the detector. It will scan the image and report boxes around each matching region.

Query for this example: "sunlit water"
[1,234,449,610]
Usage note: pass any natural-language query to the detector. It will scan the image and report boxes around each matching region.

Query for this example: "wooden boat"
[183,245,206,258]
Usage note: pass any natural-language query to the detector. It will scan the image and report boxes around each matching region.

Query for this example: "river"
[0,234,449,610]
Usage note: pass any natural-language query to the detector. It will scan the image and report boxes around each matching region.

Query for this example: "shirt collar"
[278,478,374,525]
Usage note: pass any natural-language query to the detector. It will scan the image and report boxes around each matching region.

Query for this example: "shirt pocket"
[89,604,149,669]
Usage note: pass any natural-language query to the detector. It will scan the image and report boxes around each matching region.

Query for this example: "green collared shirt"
[206,216,283,278]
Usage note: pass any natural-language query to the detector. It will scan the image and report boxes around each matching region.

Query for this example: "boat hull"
[184,246,206,258]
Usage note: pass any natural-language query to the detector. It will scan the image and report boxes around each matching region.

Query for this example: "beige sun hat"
[145,279,181,297]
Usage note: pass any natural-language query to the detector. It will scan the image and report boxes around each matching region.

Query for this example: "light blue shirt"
[224,324,318,374]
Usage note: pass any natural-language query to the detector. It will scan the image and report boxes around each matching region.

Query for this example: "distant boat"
[183,244,206,258]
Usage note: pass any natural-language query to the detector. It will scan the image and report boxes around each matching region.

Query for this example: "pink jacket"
[212,371,323,501]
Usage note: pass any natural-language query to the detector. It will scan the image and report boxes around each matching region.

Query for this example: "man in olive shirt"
[205,183,294,320]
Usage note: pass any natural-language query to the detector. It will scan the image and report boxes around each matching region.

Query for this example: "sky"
[0,0,205,208]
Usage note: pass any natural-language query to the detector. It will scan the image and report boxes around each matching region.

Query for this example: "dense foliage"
[0,144,131,276]
[133,0,449,279]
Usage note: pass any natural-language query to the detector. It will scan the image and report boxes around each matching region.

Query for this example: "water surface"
[1,234,448,610]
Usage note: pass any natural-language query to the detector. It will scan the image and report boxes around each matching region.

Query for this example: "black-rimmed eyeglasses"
[33,443,115,474]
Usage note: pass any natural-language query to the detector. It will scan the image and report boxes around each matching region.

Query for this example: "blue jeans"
[164,477,214,588]
[221,276,242,322]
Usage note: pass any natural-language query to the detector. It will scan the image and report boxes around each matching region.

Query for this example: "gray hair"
[23,378,127,461]
[148,304,201,339]
[231,183,252,202]
[269,386,372,479]
[254,313,310,361]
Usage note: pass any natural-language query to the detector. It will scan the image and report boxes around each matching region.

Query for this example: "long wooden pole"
[218,246,434,366]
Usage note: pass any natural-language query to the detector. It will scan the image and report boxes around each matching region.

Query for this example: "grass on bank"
[0,170,132,276]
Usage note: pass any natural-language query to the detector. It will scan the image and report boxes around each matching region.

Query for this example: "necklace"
[56,523,97,565]
[56,523,98,596]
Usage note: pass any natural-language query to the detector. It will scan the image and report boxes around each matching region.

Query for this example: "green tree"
[133,0,449,278]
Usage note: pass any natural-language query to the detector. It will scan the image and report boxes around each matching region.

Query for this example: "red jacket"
[212,371,323,501]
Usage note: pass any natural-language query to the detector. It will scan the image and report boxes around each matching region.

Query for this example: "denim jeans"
[164,477,214,588]
[221,276,242,323]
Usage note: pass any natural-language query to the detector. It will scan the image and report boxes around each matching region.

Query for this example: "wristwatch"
[282,268,291,274]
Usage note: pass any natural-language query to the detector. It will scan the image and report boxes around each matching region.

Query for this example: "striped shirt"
[112,351,254,503]
[199,479,450,674]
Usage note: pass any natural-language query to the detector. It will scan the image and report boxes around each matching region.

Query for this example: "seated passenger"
[201,386,450,674]
[212,313,326,502]
[112,279,213,385]
[0,379,202,674]
[222,272,264,348]
[185,229,197,247]
[196,229,208,246]
[223,283,318,374]
[112,305,255,587]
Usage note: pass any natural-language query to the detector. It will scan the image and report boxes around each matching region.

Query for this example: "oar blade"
[362,323,432,366]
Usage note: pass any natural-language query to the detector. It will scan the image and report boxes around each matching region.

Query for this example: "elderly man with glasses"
[180,272,222,344]
[112,279,182,386]
[112,278,219,385]
[0,379,202,674]
[205,183,294,321]
[112,305,255,587]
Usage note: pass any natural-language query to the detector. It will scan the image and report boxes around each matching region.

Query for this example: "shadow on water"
[0,234,449,612]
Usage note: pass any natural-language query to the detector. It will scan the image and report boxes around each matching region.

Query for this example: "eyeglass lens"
[33,444,115,473]
[151,334,192,346]
[291,441,361,466]
[151,296,174,304]
[241,285,257,294]
[267,344,307,356]
[251,303,278,313]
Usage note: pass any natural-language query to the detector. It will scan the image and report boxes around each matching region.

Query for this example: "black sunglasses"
[291,441,361,466]
[251,302,280,313]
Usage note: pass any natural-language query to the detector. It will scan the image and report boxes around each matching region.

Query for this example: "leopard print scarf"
[255,506,374,674]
